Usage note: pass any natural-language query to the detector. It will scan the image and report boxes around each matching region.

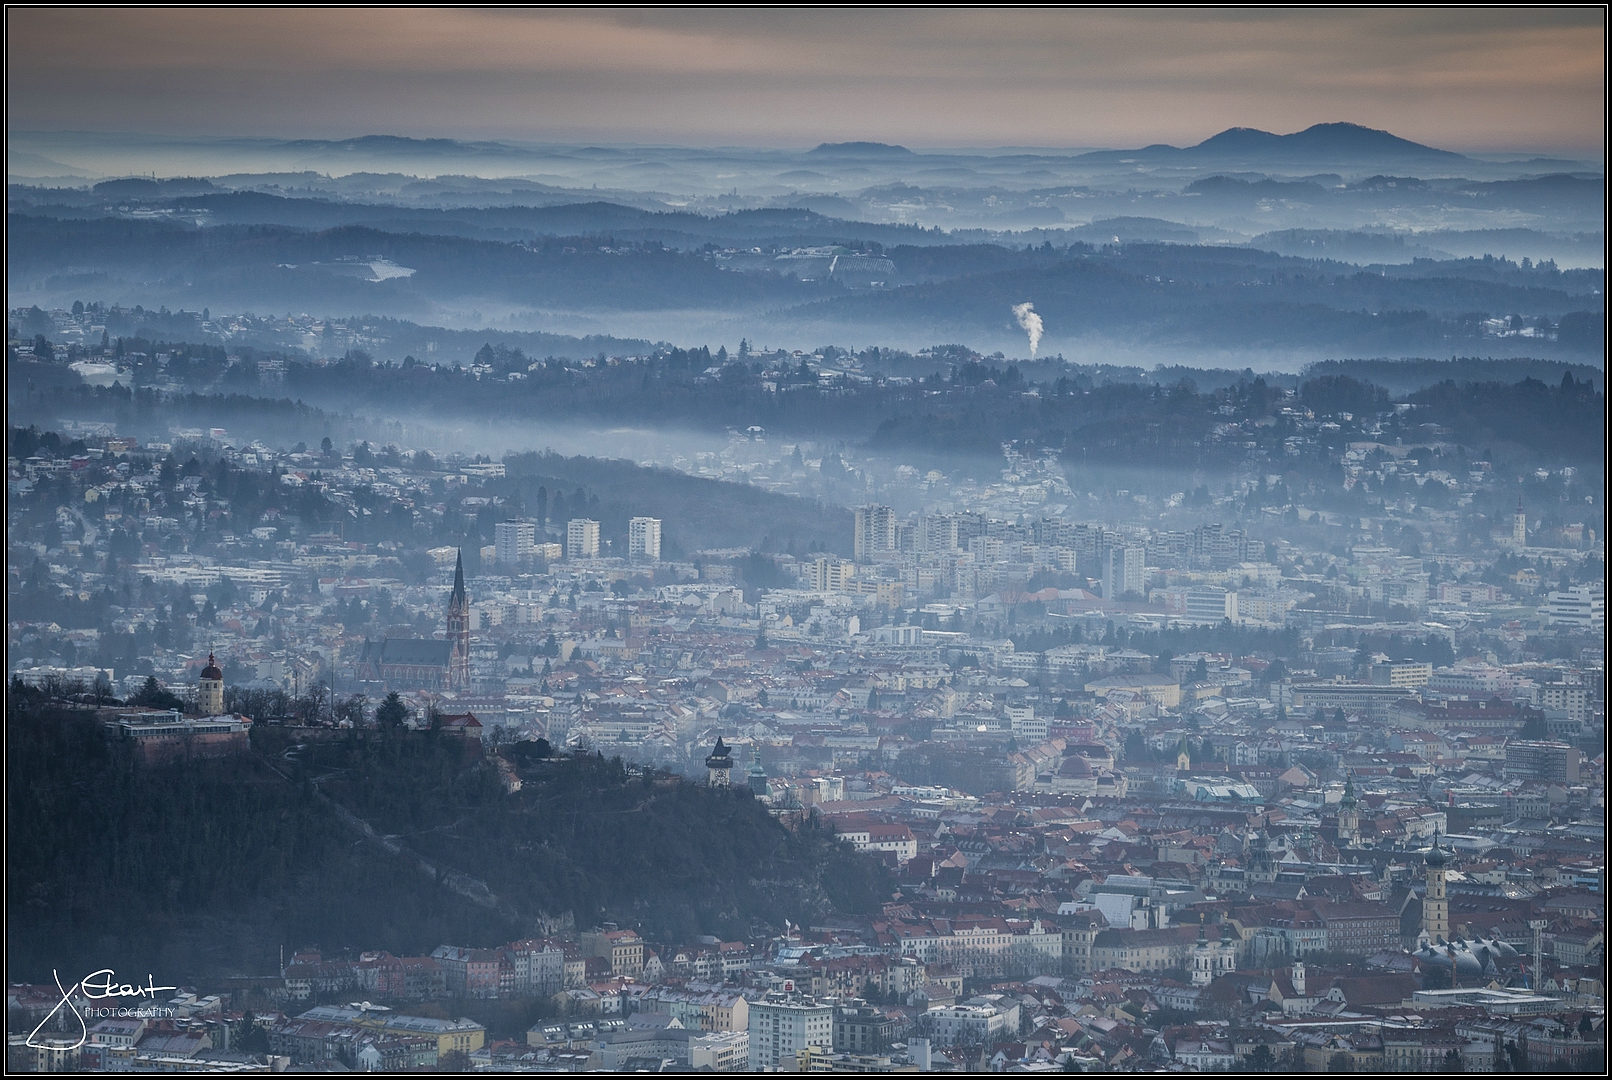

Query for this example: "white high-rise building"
[628,517,662,561]
[805,557,856,592]
[1103,545,1144,601]
[922,513,961,553]
[567,518,600,559]
[494,521,536,566]
[854,505,896,562]
[748,994,831,1071]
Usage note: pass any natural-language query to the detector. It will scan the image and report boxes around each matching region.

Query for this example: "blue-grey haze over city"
[5,7,1606,1074]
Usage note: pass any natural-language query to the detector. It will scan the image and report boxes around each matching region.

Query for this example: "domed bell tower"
[1337,774,1359,846]
[1423,835,1450,939]
[1191,914,1214,986]
[198,651,224,716]
[1218,917,1238,977]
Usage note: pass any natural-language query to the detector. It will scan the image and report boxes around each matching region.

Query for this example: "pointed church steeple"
[451,549,467,607]
[445,549,471,691]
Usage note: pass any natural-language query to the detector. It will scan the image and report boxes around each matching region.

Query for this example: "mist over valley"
[6,11,1607,1067]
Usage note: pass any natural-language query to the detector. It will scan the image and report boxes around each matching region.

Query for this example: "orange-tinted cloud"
[7,9,1604,151]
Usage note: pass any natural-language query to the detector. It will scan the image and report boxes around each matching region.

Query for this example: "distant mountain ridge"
[809,141,913,157]
[1082,122,1469,165]
[279,134,535,158]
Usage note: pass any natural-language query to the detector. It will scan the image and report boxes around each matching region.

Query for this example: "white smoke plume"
[1012,302,1043,357]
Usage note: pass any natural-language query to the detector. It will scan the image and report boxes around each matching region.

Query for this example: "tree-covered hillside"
[9,210,1601,359]
[276,726,888,947]
[499,451,855,557]
[6,688,888,983]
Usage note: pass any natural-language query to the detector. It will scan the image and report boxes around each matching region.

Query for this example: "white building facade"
[629,517,662,561]
[747,994,832,1070]
[567,518,600,559]
[494,521,536,566]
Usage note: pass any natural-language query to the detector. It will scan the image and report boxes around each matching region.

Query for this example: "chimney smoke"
[1012,302,1043,358]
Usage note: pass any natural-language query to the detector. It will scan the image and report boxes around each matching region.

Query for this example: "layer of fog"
[15,128,1599,186]
[8,272,1594,376]
[12,130,1602,239]
[88,393,1237,532]
[10,129,1601,372]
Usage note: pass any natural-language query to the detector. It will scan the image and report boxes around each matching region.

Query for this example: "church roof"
[362,638,452,666]
[200,651,223,681]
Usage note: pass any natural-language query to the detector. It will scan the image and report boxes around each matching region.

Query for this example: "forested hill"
[5,689,888,984]
[10,211,1602,360]
[498,451,856,558]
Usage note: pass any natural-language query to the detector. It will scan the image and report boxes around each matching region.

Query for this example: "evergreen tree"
[1123,731,1149,764]
[376,691,409,729]
[131,675,183,712]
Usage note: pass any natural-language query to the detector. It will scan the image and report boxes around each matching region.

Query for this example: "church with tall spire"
[447,549,471,691]
[356,549,473,690]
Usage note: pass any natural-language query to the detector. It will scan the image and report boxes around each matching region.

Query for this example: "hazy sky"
[7,8,1605,153]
